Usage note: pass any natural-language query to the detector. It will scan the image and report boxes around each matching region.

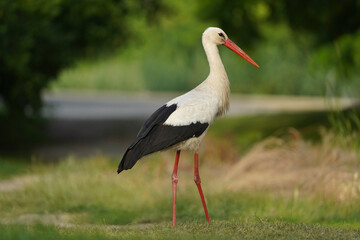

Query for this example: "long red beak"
[224,39,259,68]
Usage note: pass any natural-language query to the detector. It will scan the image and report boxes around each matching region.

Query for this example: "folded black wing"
[117,104,209,173]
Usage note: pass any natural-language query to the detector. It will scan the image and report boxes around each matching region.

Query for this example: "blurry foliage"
[53,0,360,99]
[0,0,167,117]
[139,1,210,92]
[198,0,360,47]
[197,0,270,48]
[1,0,360,118]
[54,1,211,92]
[198,0,360,97]
[309,30,360,96]
[275,0,360,45]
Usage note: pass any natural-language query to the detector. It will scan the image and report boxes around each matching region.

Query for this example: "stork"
[117,27,259,226]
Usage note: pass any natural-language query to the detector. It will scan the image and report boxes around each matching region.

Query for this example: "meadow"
[1,114,359,239]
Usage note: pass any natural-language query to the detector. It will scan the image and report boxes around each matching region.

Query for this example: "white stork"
[117,27,259,226]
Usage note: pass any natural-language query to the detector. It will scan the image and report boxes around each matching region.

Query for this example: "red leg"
[172,150,181,227]
[194,153,210,223]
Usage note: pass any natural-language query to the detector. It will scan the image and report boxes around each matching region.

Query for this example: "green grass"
[0,154,359,239]
[1,220,359,240]
[0,157,30,180]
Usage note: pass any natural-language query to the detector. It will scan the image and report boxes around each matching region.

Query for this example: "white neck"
[203,40,226,77]
[200,39,230,116]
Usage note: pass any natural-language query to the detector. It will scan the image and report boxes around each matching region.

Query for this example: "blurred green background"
[1,1,360,239]
[1,0,360,117]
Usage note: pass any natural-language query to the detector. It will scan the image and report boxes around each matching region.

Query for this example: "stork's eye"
[218,33,224,37]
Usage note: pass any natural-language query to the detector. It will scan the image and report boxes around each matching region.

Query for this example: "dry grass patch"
[224,128,360,201]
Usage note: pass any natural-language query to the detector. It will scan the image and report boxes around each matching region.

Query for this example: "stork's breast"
[164,97,218,126]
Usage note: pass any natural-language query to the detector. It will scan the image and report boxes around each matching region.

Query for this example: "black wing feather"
[129,104,177,149]
[117,104,209,173]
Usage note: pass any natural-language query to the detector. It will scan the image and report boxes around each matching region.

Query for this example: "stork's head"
[202,27,229,45]
[202,27,259,68]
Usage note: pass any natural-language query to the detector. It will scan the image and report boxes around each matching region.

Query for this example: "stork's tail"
[117,148,142,174]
